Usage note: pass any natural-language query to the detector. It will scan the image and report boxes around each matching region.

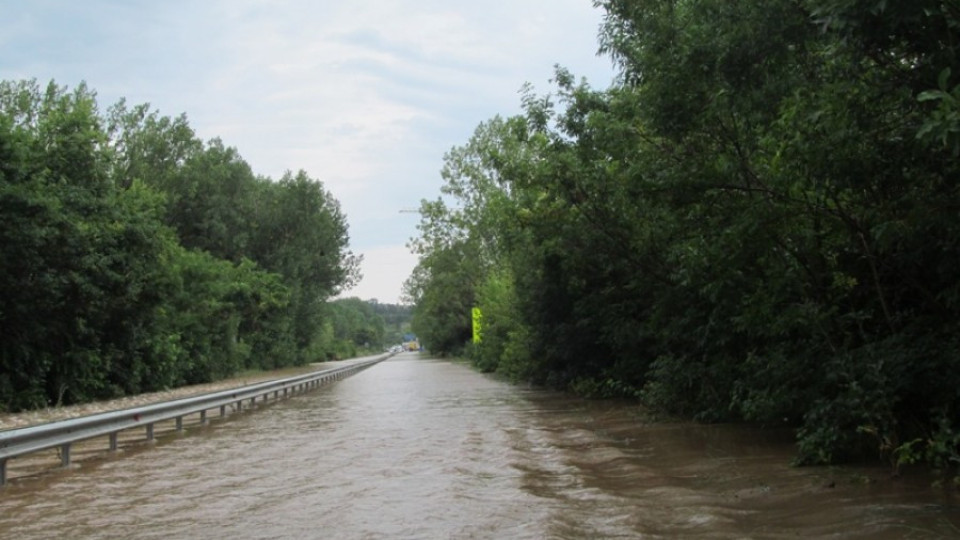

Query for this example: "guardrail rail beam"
[0,354,390,486]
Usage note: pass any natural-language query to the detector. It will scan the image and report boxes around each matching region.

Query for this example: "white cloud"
[339,244,420,304]
[0,0,614,304]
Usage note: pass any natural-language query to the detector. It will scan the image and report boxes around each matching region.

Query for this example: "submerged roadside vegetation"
[406,1,960,473]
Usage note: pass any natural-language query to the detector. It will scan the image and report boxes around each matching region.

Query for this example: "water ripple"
[0,356,957,539]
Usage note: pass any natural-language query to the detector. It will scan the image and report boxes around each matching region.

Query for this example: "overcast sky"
[0,0,615,303]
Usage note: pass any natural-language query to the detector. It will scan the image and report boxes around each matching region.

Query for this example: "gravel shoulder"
[0,360,360,432]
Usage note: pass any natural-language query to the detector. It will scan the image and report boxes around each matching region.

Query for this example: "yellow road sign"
[472,307,482,344]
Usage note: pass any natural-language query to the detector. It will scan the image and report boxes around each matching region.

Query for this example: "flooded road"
[0,353,957,539]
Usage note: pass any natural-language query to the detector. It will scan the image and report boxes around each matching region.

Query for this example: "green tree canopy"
[408,1,960,470]
[0,79,361,411]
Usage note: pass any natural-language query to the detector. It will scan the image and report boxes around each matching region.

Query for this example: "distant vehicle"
[400,335,421,352]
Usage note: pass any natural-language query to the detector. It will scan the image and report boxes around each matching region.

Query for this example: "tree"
[247,171,361,362]
[0,79,361,410]
[404,240,480,356]
[0,80,175,406]
[327,298,386,358]
[408,0,960,469]
[108,98,363,367]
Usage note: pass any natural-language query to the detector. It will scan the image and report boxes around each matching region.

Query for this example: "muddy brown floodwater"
[0,353,957,539]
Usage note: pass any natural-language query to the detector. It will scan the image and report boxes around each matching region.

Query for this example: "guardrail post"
[60,443,71,467]
[0,355,388,487]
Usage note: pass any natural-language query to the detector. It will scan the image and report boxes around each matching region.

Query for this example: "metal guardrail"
[0,354,389,486]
